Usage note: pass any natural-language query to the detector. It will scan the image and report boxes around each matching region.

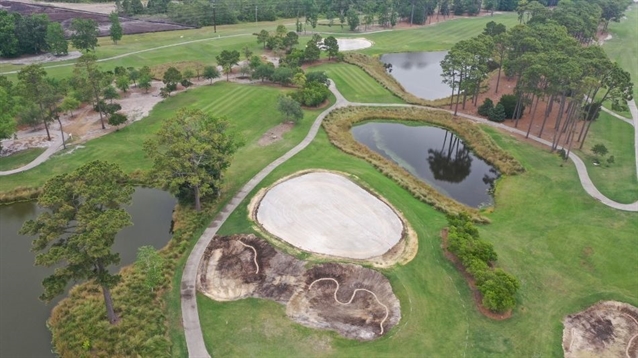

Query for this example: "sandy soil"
[257,122,294,146]
[0,51,82,66]
[198,234,401,340]
[254,171,403,260]
[4,0,117,14]
[562,301,638,358]
[337,38,373,51]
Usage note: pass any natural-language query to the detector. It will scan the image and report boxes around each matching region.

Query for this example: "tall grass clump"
[322,106,524,222]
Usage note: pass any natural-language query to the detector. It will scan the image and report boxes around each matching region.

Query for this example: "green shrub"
[497,94,524,119]
[292,81,330,107]
[477,98,494,117]
[488,103,506,123]
[446,213,519,313]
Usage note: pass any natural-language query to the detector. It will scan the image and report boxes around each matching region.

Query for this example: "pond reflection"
[352,122,499,207]
[380,51,451,100]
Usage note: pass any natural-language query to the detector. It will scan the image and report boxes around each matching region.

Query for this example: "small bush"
[488,103,506,122]
[446,213,519,313]
[478,98,494,116]
[497,94,524,119]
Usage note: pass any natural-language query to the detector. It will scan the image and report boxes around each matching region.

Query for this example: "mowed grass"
[360,12,519,55]
[575,112,638,203]
[604,4,638,99]
[0,82,326,193]
[0,147,45,171]
[194,122,638,357]
[309,62,403,103]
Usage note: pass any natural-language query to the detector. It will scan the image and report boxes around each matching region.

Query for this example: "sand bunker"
[562,301,638,358]
[255,172,403,260]
[337,38,373,51]
[197,234,401,340]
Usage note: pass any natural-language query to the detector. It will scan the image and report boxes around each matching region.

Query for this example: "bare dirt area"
[253,171,404,260]
[562,301,638,358]
[0,51,82,66]
[0,0,192,37]
[197,234,401,340]
[257,122,294,146]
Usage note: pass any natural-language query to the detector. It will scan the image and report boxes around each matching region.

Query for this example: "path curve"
[0,135,63,176]
[236,240,259,274]
[180,81,347,358]
[183,81,637,357]
[307,277,390,335]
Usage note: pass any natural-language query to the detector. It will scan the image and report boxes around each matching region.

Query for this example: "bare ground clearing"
[197,234,401,340]
[562,301,638,358]
[0,0,192,37]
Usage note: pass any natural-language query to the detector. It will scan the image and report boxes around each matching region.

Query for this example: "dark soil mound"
[198,234,401,340]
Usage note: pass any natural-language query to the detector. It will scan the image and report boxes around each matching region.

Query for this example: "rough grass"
[0,147,45,171]
[195,122,638,357]
[575,112,638,203]
[603,4,638,100]
[308,62,404,104]
[321,106,524,221]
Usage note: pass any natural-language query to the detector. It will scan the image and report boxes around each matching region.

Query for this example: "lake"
[352,122,499,207]
[380,51,452,100]
[0,187,177,357]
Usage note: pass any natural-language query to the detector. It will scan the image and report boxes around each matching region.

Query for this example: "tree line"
[441,0,633,157]
[1,10,124,58]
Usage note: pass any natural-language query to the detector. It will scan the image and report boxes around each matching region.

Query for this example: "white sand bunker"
[337,38,372,51]
[255,172,403,259]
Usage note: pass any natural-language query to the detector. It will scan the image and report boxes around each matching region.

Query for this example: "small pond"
[0,188,177,358]
[352,122,499,208]
[380,51,452,101]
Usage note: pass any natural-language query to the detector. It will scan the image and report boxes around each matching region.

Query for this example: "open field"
[0,9,635,357]
[192,121,637,356]
[604,4,638,99]
[0,12,519,79]
[575,111,638,204]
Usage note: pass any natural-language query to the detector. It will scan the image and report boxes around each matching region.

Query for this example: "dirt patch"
[0,51,82,66]
[440,228,512,320]
[257,122,294,146]
[198,234,401,340]
[0,0,192,37]
[562,301,638,358]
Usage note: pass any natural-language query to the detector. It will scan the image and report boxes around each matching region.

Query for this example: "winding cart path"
[181,83,638,357]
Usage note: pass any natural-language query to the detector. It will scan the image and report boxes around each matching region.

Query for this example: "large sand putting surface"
[255,172,403,259]
[337,38,372,51]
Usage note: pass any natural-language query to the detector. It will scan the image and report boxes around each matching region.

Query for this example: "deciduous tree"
[144,109,241,211]
[46,22,68,56]
[216,50,240,81]
[70,19,99,52]
[20,160,134,324]
[203,65,220,83]
[109,12,123,45]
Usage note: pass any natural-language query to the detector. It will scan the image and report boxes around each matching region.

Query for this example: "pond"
[0,188,177,358]
[380,51,452,101]
[352,122,499,208]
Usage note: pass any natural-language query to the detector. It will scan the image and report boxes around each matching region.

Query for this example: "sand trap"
[337,38,373,51]
[255,172,403,259]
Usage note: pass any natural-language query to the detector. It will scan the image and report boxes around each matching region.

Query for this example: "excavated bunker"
[562,301,638,358]
[198,234,401,340]
[254,172,404,260]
